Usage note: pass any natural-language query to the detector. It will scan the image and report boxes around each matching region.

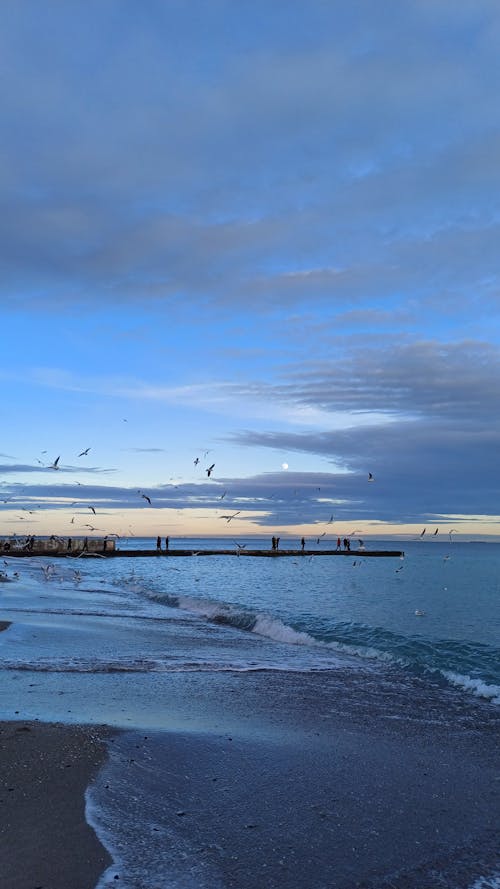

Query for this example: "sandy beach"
[2,673,497,889]
[0,720,112,889]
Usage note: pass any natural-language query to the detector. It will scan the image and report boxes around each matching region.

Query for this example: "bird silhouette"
[141,493,152,505]
[206,463,215,477]
[49,456,60,470]
[78,448,91,457]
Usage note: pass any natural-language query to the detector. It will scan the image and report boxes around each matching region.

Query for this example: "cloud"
[0,1,499,318]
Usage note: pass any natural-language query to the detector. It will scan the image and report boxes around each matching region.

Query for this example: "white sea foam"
[468,873,500,889]
[442,671,500,704]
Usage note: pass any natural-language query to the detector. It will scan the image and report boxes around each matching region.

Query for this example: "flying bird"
[220,511,241,523]
[49,456,60,470]
[141,493,152,505]
[206,463,215,477]
[88,506,96,515]
[433,528,439,535]
[420,528,426,538]
[193,457,200,466]
[368,473,374,481]
[78,448,91,457]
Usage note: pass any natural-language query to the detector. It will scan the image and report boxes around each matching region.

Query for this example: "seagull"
[449,529,457,542]
[220,511,241,523]
[193,457,200,466]
[206,463,215,477]
[233,541,247,550]
[88,506,96,514]
[415,609,426,617]
[327,514,334,523]
[420,528,426,538]
[78,448,91,457]
[368,473,374,481]
[220,491,227,500]
[49,456,60,470]
[433,528,439,535]
[141,493,152,505]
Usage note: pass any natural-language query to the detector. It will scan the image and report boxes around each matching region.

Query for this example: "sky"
[1,0,500,541]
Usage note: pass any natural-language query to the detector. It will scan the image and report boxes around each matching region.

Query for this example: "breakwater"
[2,547,404,558]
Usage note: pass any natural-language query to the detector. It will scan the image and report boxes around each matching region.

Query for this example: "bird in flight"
[140,493,152,505]
[368,473,374,481]
[420,528,426,538]
[78,448,91,457]
[220,511,241,523]
[49,456,60,470]
[206,463,215,477]
[193,457,200,466]
[88,506,96,515]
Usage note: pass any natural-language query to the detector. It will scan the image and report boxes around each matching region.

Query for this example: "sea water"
[0,537,499,887]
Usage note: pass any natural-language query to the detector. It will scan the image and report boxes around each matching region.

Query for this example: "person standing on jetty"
[301,537,305,551]
[165,537,169,551]
[156,535,161,551]
[271,536,276,550]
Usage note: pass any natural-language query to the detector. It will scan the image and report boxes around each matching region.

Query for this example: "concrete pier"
[1,546,404,559]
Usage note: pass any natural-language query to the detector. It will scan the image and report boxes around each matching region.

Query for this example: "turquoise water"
[0,537,498,716]
[1,537,499,889]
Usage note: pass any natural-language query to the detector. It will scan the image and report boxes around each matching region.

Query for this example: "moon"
[281,462,289,470]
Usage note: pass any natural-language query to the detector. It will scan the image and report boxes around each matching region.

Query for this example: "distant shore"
[0,720,112,889]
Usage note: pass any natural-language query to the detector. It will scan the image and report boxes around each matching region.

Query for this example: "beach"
[0,719,112,889]
[1,670,498,889]
[0,542,499,887]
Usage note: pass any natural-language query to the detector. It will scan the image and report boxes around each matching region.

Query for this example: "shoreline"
[0,720,113,889]
[1,669,498,889]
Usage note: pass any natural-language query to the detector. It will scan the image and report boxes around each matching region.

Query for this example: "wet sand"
[0,720,112,889]
[0,669,498,889]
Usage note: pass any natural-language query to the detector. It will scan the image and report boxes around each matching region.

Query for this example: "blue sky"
[1,0,500,540]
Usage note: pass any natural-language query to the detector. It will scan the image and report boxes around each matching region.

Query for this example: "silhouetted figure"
[336,537,341,551]
[276,537,280,550]
[156,536,161,551]
[83,537,88,552]
[271,536,276,551]
[67,538,72,551]
[301,537,305,551]
[165,537,169,551]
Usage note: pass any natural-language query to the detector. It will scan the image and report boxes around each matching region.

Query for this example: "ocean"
[0,536,499,888]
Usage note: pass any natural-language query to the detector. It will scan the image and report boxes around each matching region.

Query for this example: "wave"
[148,591,500,705]
[0,657,338,674]
[443,671,500,705]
